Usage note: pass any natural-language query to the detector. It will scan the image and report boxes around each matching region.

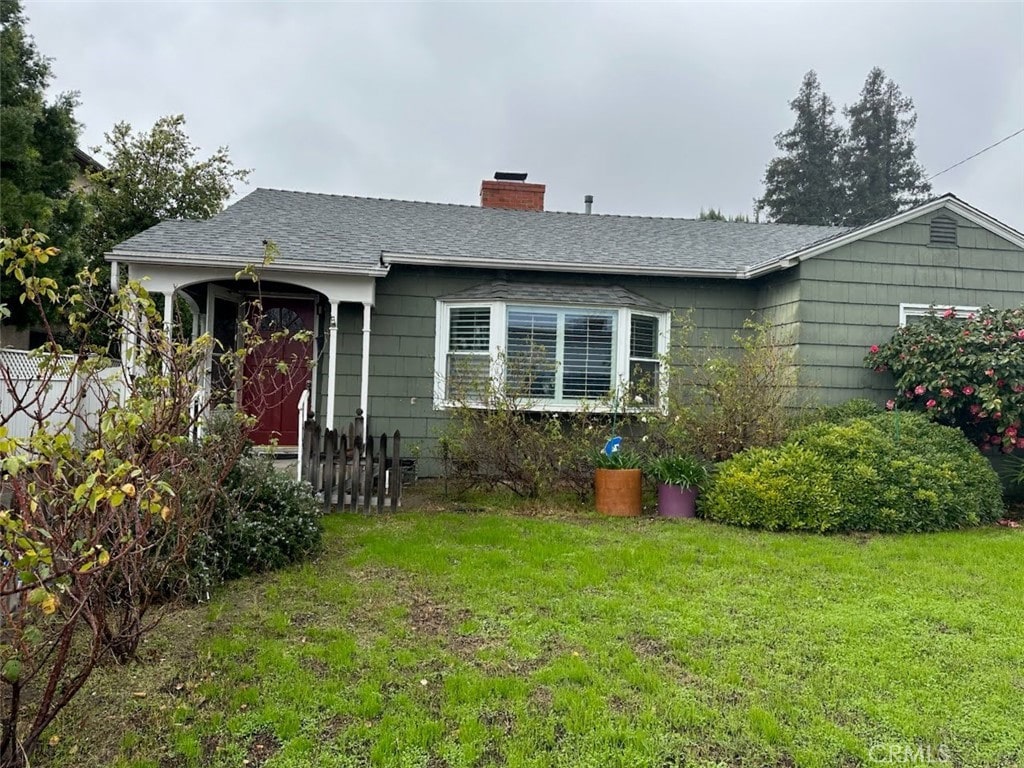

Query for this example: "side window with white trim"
[898,303,979,327]
[446,306,491,399]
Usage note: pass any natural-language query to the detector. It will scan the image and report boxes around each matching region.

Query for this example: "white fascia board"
[744,196,1024,279]
[106,249,389,277]
[382,251,741,279]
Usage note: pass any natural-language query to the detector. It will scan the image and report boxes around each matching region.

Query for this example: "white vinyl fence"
[0,349,122,444]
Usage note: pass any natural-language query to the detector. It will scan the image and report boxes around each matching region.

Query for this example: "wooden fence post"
[322,429,336,514]
[339,432,349,509]
[363,435,375,514]
[377,433,388,514]
[391,430,401,512]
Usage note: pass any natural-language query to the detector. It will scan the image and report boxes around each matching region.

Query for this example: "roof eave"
[107,249,389,277]
[381,251,743,280]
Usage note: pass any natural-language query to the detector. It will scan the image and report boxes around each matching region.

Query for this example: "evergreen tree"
[841,67,931,225]
[698,207,750,223]
[0,0,85,328]
[755,70,845,226]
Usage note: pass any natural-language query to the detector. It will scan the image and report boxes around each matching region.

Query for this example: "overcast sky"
[25,0,1024,230]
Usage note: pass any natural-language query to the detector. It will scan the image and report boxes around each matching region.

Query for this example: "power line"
[927,127,1024,182]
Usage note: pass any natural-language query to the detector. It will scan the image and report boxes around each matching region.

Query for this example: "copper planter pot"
[594,468,643,517]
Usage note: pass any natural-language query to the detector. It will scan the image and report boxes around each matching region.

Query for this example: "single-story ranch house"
[108,174,1024,472]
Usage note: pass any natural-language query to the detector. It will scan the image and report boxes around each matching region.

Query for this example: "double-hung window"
[435,284,669,410]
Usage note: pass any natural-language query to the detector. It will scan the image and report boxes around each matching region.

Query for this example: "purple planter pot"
[657,483,698,518]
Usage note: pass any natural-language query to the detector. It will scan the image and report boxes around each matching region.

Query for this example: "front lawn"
[40,510,1023,767]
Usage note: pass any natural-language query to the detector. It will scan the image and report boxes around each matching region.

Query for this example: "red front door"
[242,297,314,446]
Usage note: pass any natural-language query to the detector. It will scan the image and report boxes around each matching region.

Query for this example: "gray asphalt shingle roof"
[112,188,849,276]
[440,280,668,311]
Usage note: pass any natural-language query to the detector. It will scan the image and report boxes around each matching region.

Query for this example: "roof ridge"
[249,187,842,229]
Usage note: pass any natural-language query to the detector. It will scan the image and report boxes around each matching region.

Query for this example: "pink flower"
[1006,427,1017,438]
[962,386,975,396]
[1017,329,1024,340]
[885,399,896,411]
[940,387,954,398]
[914,385,926,395]
[1017,437,1024,449]
[943,308,956,319]
[991,435,1003,444]
[1003,443,1015,454]
[869,344,879,354]
[874,365,887,373]
[1014,384,1024,393]
[969,404,982,415]
[926,399,937,409]
[986,368,996,377]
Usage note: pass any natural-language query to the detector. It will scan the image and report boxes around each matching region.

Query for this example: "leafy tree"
[0,0,85,327]
[698,207,750,223]
[841,67,931,225]
[82,114,251,273]
[755,70,845,226]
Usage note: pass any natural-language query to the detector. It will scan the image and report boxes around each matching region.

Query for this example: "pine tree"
[841,67,931,225]
[0,0,84,328]
[755,71,845,226]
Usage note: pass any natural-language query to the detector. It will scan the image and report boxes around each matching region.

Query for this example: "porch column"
[162,291,174,375]
[360,302,371,440]
[325,300,340,431]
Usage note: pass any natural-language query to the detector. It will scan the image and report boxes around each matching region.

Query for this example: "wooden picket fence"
[300,412,403,513]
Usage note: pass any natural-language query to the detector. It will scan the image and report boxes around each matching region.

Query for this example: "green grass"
[38,510,1024,767]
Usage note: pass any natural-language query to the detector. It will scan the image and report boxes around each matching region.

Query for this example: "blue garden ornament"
[603,436,623,457]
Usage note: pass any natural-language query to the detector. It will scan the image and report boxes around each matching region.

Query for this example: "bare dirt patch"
[244,727,281,767]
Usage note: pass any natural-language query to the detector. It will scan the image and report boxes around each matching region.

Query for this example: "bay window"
[435,290,669,409]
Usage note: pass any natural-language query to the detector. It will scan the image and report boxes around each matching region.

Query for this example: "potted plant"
[648,455,708,518]
[594,447,644,517]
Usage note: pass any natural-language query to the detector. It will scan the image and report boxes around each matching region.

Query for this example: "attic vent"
[929,215,957,246]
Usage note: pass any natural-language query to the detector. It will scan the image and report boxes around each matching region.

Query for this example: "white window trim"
[898,303,980,327]
[434,299,670,411]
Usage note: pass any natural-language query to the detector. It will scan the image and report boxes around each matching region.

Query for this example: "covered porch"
[114,259,378,449]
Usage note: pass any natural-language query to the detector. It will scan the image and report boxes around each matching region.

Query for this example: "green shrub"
[217,453,323,579]
[867,305,1024,450]
[169,449,322,599]
[702,412,1002,532]
[809,397,882,425]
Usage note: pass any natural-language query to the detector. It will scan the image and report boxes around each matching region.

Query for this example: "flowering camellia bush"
[867,305,1024,452]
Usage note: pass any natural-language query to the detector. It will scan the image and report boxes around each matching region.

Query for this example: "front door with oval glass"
[241,297,314,446]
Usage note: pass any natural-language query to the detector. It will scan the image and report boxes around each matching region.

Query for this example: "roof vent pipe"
[584,195,593,215]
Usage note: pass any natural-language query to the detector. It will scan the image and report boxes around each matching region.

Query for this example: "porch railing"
[299,410,404,513]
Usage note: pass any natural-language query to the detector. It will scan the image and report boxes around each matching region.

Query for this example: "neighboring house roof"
[110,189,1023,281]
[73,147,104,173]
[110,188,847,278]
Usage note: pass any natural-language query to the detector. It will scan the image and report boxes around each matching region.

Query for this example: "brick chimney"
[480,171,545,211]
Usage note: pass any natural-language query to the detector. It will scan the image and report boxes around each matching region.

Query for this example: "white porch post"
[162,290,174,376]
[360,303,371,440]
[325,300,340,431]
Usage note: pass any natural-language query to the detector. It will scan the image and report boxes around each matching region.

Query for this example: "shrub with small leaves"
[702,412,1002,532]
[218,453,322,579]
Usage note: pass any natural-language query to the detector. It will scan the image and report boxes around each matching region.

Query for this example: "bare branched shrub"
[650,316,800,461]
[0,230,309,765]
[439,350,612,499]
